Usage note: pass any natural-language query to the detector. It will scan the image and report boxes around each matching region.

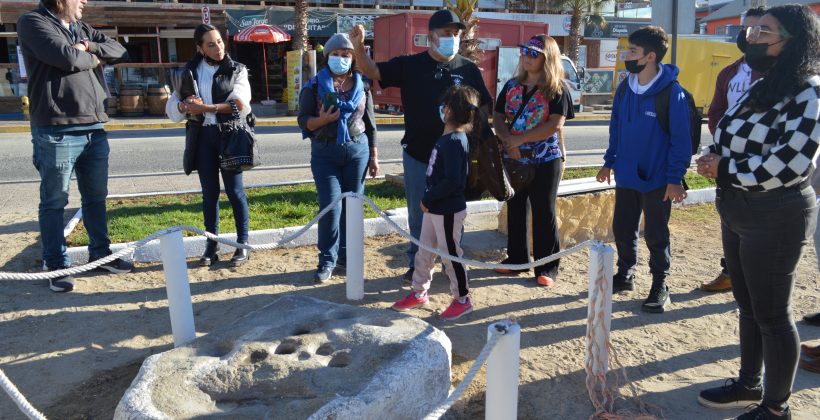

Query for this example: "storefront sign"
[582,69,615,94]
[227,9,338,37]
[287,50,302,111]
[584,20,647,38]
[598,39,619,68]
[337,15,379,39]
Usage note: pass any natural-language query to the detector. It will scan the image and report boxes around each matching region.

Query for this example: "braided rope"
[0,368,47,420]
[0,193,595,281]
[423,320,515,420]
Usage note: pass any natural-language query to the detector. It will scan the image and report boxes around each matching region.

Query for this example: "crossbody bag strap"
[509,84,538,129]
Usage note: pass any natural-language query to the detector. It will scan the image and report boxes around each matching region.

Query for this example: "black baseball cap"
[428,10,466,31]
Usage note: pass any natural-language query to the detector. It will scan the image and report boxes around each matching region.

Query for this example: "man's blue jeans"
[32,127,111,269]
[310,134,369,270]
[402,151,429,268]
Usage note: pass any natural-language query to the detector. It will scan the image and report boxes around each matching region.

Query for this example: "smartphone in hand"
[322,92,338,111]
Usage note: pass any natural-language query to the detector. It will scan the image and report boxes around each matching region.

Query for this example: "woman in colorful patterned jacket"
[492,35,574,286]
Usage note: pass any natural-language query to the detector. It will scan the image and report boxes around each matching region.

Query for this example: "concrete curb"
[0,114,611,134]
[65,200,501,265]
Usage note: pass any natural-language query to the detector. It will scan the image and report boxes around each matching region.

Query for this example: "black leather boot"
[230,244,250,267]
[199,240,219,267]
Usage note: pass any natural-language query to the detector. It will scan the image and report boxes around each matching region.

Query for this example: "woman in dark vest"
[298,33,379,283]
[166,24,251,267]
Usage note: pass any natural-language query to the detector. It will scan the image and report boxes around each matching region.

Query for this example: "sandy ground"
[0,206,818,420]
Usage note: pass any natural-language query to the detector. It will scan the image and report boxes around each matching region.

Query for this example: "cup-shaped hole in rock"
[334,310,358,320]
[328,351,352,368]
[316,343,335,356]
[292,325,311,336]
[275,339,299,355]
[249,349,268,364]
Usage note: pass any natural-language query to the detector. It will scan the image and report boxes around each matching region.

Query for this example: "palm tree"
[552,0,608,65]
[292,0,309,52]
[445,0,483,64]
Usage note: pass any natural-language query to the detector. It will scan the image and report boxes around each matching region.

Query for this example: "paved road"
[0,121,616,181]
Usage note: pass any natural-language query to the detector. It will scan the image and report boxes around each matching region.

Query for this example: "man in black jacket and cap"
[18,0,131,293]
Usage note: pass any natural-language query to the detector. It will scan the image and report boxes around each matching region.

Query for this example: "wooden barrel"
[147,84,170,116]
[118,86,145,117]
[104,95,118,117]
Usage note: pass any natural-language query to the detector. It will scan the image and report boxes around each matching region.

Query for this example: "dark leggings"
[717,185,817,411]
[196,126,249,243]
[505,159,562,276]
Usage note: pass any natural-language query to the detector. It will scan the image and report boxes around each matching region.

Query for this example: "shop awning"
[234,24,291,43]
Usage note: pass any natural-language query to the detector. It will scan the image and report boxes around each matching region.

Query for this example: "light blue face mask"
[328,56,353,75]
[436,35,459,58]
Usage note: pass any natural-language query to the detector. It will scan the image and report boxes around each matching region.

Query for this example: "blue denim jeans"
[32,127,111,269]
[310,134,369,270]
[402,151,429,268]
[196,126,249,243]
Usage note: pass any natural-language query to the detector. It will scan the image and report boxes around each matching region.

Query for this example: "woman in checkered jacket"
[695,5,820,419]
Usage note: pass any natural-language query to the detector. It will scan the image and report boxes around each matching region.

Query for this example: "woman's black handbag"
[219,100,260,171]
[505,158,536,192]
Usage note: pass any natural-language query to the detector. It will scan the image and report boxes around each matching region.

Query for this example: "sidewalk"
[0,111,612,133]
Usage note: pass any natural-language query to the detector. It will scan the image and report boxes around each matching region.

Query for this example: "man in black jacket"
[18,0,131,293]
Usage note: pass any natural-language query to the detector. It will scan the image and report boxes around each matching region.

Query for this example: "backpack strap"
[654,81,676,135]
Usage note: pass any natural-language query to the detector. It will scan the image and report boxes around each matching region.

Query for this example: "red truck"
[371,13,584,112]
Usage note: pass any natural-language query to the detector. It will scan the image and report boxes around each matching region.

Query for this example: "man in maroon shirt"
[701,7,766,292]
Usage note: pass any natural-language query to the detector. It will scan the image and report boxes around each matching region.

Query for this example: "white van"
[561,55,584,112]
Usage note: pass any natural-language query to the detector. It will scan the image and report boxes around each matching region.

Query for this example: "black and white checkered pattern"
[713,75,820,192]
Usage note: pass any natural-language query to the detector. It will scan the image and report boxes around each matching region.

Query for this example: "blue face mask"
[328,56,352,75]
[436,35,459,58]
[439,104,447,123]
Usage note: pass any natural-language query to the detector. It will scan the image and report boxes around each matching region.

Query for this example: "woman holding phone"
[166,24,252,267]
[298,33,379,283]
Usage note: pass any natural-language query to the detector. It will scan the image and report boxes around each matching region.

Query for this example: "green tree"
[552,0,608,65]
[445,0,483,64]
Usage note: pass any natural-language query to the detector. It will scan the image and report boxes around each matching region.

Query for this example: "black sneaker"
[314,267,333,283]
[612,274,635,293]
[698,378,762,409]
[402,268,414,285]
[641,285,670,313]
[736,404,791,420]
[92,257,134,274]
[48,267,74,293]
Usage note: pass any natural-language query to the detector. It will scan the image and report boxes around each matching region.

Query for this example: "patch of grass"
[67,166,716,246]
[671,202,718,224]
[68,180,407,247]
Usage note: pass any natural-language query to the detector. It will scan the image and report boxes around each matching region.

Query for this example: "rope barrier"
[0,192,600,420]
[0,368,47,420]
[423,320,515,420]
[0,192,595,281]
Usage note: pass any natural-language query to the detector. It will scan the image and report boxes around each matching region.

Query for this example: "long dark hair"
[747,4,820,112]
[194,24,219,46]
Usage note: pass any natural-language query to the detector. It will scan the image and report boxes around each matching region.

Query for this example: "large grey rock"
[115,295,452,420]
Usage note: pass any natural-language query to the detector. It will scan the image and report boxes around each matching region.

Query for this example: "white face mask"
[436,35,460,59]
[328,56,353,75]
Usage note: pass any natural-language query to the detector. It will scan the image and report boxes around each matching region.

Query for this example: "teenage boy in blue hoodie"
[596,26,691,313]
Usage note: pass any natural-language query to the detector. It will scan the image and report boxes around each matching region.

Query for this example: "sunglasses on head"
[520,47,541,58]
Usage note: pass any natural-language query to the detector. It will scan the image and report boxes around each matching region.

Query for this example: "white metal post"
[485,321,521,420]
[586,242,615,375]
[159,229,196,347]
[345,194,365,300]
